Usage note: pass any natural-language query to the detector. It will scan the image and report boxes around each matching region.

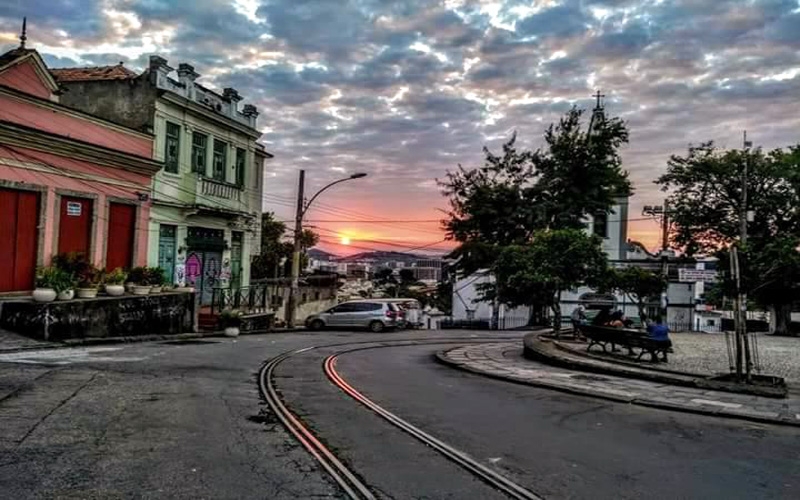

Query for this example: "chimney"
[177,63,200,100]
[223,88,242,115]
[242,104,259,127]
[148,55,173,87]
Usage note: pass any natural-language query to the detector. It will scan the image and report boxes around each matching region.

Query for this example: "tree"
[440,106,630,324]
[251,213,319,279]
[606,267,666,322]
[656,143,800,335]
[373,268,396,286]
[398,268,416,285]
[492,229,608,334]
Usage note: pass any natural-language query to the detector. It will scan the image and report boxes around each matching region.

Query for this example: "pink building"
[0,41,161,294]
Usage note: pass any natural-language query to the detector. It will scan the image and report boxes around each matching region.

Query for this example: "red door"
[106,203,136,271]
[58,196,93,257]
[0,188,39,292]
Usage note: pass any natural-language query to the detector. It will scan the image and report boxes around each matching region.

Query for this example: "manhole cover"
[570,374,609,382]
[161,339,221,345]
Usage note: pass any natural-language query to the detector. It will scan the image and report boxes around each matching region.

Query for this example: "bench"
[579,324,672,362]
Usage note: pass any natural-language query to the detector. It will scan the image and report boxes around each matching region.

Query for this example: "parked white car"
[306,300,401,332]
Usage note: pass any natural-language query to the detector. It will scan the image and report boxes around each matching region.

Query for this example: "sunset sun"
[340,236,351,245]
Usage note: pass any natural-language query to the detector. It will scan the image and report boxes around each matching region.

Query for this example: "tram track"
[257,335,542,500]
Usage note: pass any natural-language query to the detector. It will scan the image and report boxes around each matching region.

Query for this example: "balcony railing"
[201,177,241,201]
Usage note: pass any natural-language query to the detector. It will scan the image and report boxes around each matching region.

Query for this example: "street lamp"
[285,170,368,327]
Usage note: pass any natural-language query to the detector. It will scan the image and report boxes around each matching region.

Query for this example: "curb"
[435,348,800,428]
[0,327,310,353]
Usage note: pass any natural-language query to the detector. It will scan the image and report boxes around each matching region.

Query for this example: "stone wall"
[0,292,196,341]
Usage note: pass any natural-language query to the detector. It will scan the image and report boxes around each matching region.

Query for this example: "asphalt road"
[0,330,798,499]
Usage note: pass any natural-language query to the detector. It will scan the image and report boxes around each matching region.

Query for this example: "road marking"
[0,347,147,365]
[690,399,743,409]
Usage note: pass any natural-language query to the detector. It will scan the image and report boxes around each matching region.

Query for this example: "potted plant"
[33,266,67,303]
[128,266,150,295]
[75,264,101,298]
[219,309,243,337]
[104,268,127,296]
[147,267,166,293]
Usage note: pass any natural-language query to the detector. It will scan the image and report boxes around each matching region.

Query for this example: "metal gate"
[158,225,176,285]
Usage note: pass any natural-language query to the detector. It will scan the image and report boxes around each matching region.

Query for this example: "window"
[593,212,608,238]
[191,132,207,174]
[164,122,180,173]
[356,303,381,311]
[235,148,246,186]
[331,303,358,313]
[213,139,227,181]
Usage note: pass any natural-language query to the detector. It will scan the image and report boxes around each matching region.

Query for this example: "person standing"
[571,305,586,337]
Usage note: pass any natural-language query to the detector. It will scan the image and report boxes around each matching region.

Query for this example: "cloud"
[2,0,800,251]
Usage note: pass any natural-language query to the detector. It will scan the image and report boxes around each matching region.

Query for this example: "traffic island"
[436,341,800,427]
[525,333,788,398]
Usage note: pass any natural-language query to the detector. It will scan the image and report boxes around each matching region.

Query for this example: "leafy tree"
[656,143,800,334]
[492,229,608,334]
[606,267,666,321]
[532,107,632,229]
[251,213,318,279]
[373,268,396,286]
[398,268,416,285]
[440,106,630,325]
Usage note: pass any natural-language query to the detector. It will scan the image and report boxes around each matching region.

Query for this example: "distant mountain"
[336,250,435,264]
[307,248,339,260]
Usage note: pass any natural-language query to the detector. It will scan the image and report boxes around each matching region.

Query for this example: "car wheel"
[309,319,325,331]
[368,321,385,333]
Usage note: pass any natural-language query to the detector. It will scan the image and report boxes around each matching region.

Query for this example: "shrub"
[128,267,147,284]
[36,266,75,293]
[145,267,166,286]
[219,309,243,328]
[104,268,128,285]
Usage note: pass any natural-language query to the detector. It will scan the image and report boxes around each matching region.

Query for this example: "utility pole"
[660,200,670,320]
[738,131,753,380]
[285,169,305,328]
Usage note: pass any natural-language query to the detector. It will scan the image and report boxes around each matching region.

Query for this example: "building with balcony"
[52,56,272,304]
[0,42,162,294]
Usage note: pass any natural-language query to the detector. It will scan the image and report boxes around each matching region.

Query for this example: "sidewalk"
[437,342,800,427]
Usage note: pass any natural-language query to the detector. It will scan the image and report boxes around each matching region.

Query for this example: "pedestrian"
[646,316,672,361]
[571,305,586,337]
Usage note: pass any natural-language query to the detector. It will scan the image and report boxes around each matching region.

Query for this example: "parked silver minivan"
[305,300,400,332]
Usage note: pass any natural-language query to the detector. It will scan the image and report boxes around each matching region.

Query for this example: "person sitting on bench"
[606,310,625,328]
[646,316,670,342]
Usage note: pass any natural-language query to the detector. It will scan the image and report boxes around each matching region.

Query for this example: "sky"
[1,0,799,256]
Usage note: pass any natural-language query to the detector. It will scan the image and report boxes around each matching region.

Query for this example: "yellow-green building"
[53,56,271,304]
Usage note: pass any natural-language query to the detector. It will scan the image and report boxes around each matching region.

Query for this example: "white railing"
[201,177,241,201]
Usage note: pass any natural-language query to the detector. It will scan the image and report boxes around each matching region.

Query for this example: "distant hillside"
[307,248,339,260]
[337,250,433,264]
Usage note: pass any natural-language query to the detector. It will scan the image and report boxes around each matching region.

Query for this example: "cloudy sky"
[2,0,799,255]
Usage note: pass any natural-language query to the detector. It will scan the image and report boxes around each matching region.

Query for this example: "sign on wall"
[66,201,82,216]
[678,269,718,283]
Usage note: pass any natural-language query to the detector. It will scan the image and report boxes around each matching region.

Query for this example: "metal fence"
[437,316,533,330]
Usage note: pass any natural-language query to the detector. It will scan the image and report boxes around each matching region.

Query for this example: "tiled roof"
[0,48,35,68]
[50,64,139,82]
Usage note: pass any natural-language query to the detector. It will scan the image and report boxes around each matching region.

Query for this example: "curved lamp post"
[286,170,367,327]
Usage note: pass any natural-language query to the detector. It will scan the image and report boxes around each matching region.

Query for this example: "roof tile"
[50,64,139,82]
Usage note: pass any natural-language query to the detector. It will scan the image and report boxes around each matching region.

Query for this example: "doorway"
[58,196,92,257]
[0,188,39,292]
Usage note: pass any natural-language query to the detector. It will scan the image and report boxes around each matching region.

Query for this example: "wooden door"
[58,196,92,257]
[106,203,136,271]
[0,188,39,292]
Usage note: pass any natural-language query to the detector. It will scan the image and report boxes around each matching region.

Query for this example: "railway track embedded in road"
[258,336,543,500]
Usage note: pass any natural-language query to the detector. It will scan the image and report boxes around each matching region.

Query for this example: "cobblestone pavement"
[667,332,800,384]
[439,342,800,427]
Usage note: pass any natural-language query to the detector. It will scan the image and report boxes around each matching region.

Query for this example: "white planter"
[224,327,240,337]
[33,288,57,303]
[150,286,163,294]
[174,286,195,293]
[76,288,98,299]
[57,289,75,301]
[124,282,135,293]
[132,285,151,295]
[105,285,125,296]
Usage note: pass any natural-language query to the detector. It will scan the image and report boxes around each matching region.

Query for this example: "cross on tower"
[19,17,27,48]
[593,90,605,109]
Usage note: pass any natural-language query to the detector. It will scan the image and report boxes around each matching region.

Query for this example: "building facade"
[0,45,161,294]
[53,56,270,304]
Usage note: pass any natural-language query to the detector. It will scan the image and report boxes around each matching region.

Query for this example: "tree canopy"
[656,142,800,335]
[604,267,666,321]
[492,229,608,333]
[251,213,319,280]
